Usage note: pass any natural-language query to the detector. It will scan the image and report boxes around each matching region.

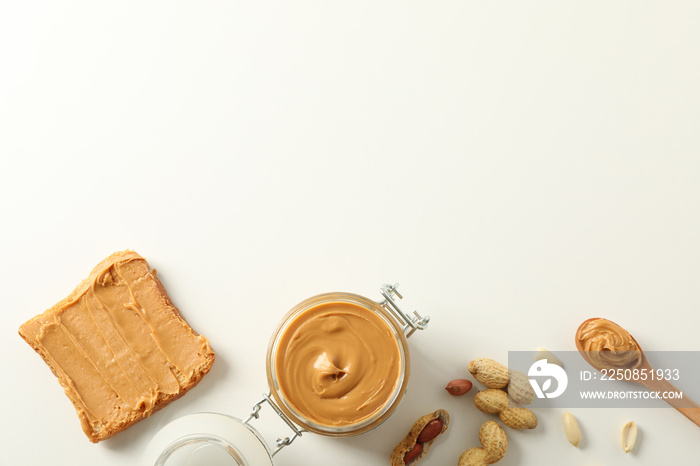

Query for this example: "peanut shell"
[474,389,509,414]
[458,421,508,466]
[468,358,509,389]
[458,447,490,466]
[390,409,449,466]
[500,407,538,430]
[479,420,507,462]
[506,369,536,405]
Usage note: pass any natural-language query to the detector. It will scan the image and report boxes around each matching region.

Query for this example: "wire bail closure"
[244,391,305,457]
[379,283,429,337]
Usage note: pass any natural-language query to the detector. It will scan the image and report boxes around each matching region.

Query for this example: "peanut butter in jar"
[266,292,410,436]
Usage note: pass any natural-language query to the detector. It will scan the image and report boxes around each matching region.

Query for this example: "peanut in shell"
[474,389,538,430]
[506,369,536,405]
[468,358,509,389]
[390,409,449,466]
[474,389,509,414]
[479,420,507,462]
[458,421,507,466]
[458,447,491,466]
[499,407,538,430]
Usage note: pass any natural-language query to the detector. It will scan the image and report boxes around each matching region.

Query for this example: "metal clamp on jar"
[142,284,429,466]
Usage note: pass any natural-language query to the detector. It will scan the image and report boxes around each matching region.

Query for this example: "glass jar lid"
[142,413,274,466]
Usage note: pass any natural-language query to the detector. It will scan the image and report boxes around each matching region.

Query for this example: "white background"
[1,1,699,465]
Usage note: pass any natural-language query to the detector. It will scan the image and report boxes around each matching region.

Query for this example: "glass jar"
[266,291,411,436]
[142,284,428,466]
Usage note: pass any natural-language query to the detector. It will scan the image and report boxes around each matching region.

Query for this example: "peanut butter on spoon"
[575,318,700,428]
[575,317,643,370]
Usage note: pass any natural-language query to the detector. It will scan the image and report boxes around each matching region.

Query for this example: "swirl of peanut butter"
[576,318,643,369]
[274,300,402,428]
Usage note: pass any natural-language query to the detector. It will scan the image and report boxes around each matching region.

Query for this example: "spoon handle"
[641,377,700,428]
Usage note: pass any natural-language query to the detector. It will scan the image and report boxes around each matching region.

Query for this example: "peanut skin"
[445,379,473,396]
[417,419,444,443]
[403,443,423,464]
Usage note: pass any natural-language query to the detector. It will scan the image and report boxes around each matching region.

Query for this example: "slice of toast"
[18,250,215,442]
